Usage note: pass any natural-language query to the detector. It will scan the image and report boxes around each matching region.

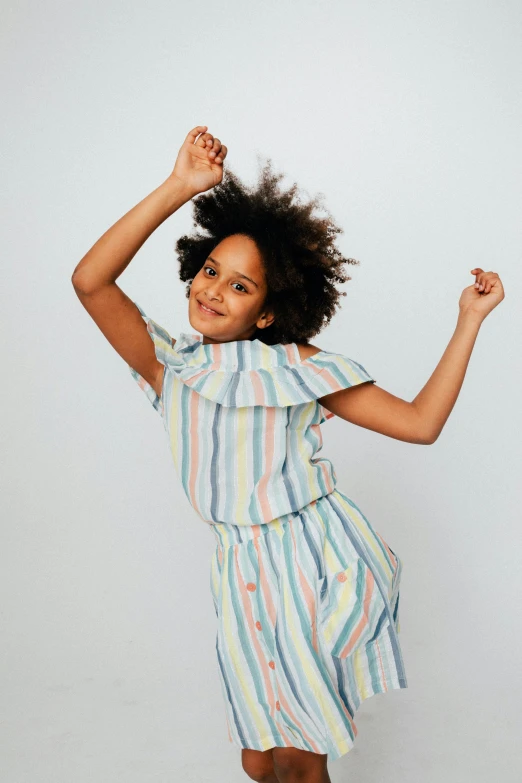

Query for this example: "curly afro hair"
[175,156,360,345]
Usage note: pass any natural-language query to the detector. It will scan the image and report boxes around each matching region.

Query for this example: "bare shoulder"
[295,343,323,361]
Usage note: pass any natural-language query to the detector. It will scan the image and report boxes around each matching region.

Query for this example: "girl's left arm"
[318,269,505,445]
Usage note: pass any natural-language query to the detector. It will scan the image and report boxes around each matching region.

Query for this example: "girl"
[72,125,504,783]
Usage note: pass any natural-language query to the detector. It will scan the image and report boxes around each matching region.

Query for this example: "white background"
[2,1,521,781]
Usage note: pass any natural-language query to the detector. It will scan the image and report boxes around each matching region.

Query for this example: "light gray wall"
[2,1,521,781]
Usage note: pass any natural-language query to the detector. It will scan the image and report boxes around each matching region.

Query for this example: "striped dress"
[129,302,408,762]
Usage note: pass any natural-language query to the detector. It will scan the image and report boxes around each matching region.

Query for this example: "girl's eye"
[203,266,247,293]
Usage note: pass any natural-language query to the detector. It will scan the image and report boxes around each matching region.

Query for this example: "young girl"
[72,125,504,783]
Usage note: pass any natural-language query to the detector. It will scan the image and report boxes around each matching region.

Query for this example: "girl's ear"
[257,311,276,330]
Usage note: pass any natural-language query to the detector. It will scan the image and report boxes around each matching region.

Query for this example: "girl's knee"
[241,748,277,781]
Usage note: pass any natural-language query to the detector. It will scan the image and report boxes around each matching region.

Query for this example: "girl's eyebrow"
[207,255,259,289]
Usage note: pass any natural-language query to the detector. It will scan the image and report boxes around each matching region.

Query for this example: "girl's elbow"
[422,429,440,445]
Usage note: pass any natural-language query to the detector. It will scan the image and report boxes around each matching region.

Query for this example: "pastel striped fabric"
[128,302,408,761]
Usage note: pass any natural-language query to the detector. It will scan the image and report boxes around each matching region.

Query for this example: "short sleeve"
[312,354,376,424]
[128,302,174,415]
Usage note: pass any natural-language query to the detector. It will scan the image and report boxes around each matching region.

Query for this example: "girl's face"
[188,234,275,345]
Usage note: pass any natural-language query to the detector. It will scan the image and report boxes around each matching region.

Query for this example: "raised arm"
[71,178,192,397]
[71,125,227,398]
[317,269,505,445]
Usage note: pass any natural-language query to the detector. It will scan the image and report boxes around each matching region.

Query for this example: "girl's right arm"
[71,124,227,399]
[71,178,194,397]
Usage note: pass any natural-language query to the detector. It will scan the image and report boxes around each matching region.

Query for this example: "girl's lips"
[197,299,224,316]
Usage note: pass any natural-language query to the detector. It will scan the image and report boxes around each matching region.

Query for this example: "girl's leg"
[272,747,331,783]
[242,748,280,782]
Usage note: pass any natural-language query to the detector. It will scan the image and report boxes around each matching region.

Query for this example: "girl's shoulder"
[295,342,323,361]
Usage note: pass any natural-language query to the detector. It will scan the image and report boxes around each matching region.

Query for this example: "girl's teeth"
[200,302,220,314]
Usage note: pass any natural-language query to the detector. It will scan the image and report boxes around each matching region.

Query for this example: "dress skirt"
[209,487,408,761]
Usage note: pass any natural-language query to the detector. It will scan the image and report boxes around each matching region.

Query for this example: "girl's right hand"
[166,125,228,198]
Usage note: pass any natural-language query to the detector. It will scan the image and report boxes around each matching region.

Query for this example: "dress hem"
[224,678,408,762]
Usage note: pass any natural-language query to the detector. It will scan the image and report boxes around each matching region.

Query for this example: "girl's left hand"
[459,268,505,321]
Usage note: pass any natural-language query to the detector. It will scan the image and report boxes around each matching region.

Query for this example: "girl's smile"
[197,298,225,316]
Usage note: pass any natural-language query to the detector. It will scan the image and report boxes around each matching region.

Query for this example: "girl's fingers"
[210,141,228,164]
[182,126,227,163]
[474,271,498,292]
[215,144,228,163]
[472,268,482,289]
[197,132,213,148]
[185,125,208,145]
[208,137,222,158]
[484,275,499,294]
[469,269,502,296]
[488,272,500,293]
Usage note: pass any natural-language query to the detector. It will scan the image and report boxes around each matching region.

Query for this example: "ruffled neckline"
[164,331,374,408]
[172,331,318,372]
[129,303,375,410]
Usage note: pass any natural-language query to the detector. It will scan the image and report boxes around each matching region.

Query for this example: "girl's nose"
[205,283,224,300]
